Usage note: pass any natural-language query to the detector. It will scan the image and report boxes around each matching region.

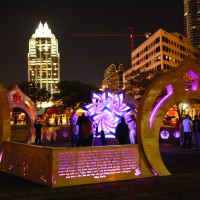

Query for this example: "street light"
[182,103,189,110]
[99,84,108,91]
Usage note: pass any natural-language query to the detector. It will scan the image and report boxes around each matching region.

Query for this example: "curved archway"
[7,84,37,144]
[0,83,11,144]
[136,56,200,175]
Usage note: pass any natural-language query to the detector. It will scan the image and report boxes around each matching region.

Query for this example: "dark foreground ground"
[0,144,200,200]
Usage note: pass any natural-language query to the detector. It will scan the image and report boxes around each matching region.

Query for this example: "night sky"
[0,0,184,88]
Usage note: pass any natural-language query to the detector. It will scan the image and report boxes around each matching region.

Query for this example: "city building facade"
[123,28,200,98]
[102,63,125,93]
[28,22,60,97]
[184,0,200,50]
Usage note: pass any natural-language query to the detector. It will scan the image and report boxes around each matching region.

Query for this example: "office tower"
[123,28,200,99]
[28,22,60,97]
[102,63,125,93]
[184,0,200,49]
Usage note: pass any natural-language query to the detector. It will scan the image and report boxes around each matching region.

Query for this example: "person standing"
[45,115,50,127]
[115,117,130,145]
[182,114,193,149]
[76,113,86,147]
[54,116,58,126]
[192,114,200,150]
[34,119,43,145]
[100,130,106,146]
[59,115,63,125]
[81,116,93,146]
[70,112,79,147]
[14,115,17,125]
[129,120,137,144]
[179,118,184,146]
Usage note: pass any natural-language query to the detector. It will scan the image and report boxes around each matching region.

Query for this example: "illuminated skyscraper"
[184,0,200,49]
[102,63,125,93]
[28,22,60,97]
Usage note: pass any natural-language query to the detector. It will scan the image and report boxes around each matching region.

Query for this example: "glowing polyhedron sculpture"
[82,89,133,136]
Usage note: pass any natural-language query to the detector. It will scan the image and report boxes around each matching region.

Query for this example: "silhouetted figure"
[14,115,17,124]
[81,116,93,146]
[192,114,200,150]
[179,118,184,146]
[45,115,50,127]
[23,116,27,124]
[54,116,58,126]
[70,111,79,147]
[60,115,63,125]
[115,117,130,145]
[100,130,106,146]
[34,119,43,145]
[76,113,86,147]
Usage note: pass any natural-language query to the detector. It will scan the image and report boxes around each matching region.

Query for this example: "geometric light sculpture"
[82,89,133,136]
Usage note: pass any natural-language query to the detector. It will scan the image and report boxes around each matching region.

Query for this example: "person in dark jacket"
[115,117,130,145]
[76,113,86,147]
[100,130,106,146]
[34,119,43,145]
[81,116,93,146]
[192,114,200,150]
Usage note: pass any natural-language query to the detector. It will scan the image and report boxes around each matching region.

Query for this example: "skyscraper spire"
[28,22,60,101]
[34,21,52,38]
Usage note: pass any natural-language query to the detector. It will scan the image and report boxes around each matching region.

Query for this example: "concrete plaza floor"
[0,143,200,200]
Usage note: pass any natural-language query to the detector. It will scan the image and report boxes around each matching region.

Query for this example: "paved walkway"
[0,144,200,200]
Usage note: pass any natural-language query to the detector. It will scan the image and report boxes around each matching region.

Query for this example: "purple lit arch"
[136,56,200,176]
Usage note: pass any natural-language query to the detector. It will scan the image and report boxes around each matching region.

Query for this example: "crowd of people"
[180,114,200,150]
[69,112,200,150]
[69,113,137,147]
[33,110,200,150]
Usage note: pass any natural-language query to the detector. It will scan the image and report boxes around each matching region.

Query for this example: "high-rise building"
[123,28,200,99]
[102,63,125,93]
[184,0,200,49]
[28,22,60,97]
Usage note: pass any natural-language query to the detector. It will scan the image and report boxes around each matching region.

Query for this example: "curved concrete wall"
[136,56,200,176]
[0,83,11,143]
[6,84,37,143]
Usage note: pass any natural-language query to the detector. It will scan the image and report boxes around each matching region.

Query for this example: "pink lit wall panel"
[0,142,154,188]
[52,145,141,187]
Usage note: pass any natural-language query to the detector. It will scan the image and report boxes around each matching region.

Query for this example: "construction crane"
[69,27,151,53]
